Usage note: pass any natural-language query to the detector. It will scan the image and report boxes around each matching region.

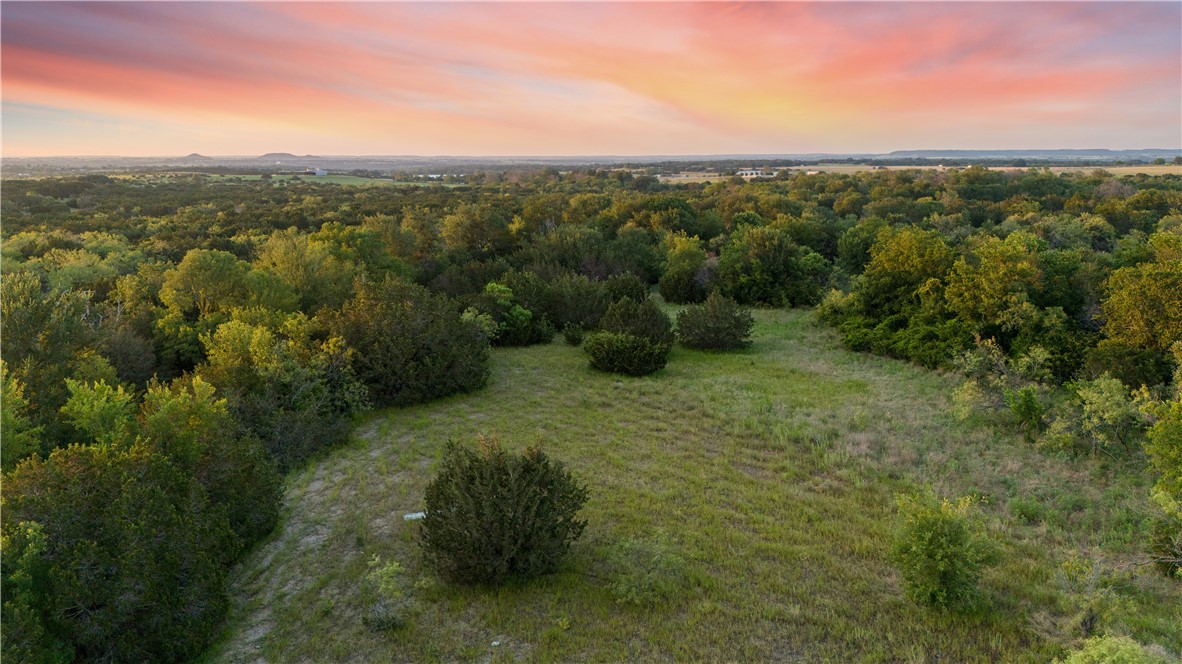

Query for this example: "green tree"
[1102,259,1182,352]
[0,272,100,448]
[159,249,249,320]
[717,224,830,307]
[858,226,955,316]
[196,317,369,471]
[1,362,42,471]
[1144,397,1182,520]
[1075,375,1145,454]
[440,203,512,257]
[326,278,489,406]
[57,375,284,546]
[2,443,236,662]
[256,228,357,312]
[658,232,709,304]
[59,378,135,447]
[944,232,1043,335]
[1,522,73,663]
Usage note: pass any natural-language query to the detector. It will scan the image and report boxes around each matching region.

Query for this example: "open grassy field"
[203,308,1180,663]
[797,164,1182,176]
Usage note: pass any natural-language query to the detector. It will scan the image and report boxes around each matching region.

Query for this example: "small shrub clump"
[562,323,585,346]
[584,332,670,376]
[1149,511,1182,578]
[675,292,755,351]
[362,555,407,631]
[585,297,674,376]
[1003,386,1045,443]
[419,437,589,585]
[476,282,553,347]
[890,492,997,611]
[1056,635,1169,664]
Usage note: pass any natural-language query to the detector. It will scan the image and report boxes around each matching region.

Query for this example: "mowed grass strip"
[204,309,1180,663]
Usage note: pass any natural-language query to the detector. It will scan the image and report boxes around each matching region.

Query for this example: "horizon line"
[5,148,1181,160]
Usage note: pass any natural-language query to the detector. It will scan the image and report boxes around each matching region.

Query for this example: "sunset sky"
[2,2,1179,157]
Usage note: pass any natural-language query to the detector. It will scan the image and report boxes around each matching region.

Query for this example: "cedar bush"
[604,272,649,304]
[599,297,675,345]
[327,277,489,406]
[562,323,585,346]
[546,272,609,330]
[419,437,588,585]
[675,292,754,350]
[2,443,235,663]
[498,270,609,331]
[584,332,671,376]
[658,266,707,304]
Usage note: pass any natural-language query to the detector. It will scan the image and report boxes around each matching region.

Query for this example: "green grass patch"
[202,309,1180,662]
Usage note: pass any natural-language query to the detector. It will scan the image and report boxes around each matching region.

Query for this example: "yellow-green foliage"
[1145,399,1182,518]
[1057,635,1168,664]
[945,231,1043,330]
[366,555,404,602]
[1,362,42,471]
[1075,375,1146,453]
[890,493,997,611]
[1102,259,1182,352]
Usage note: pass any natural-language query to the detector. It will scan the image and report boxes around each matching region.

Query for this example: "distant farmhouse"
[302,168,328,176]
[736,169,777,178]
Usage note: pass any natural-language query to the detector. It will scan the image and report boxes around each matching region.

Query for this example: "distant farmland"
[659,163,1182,183]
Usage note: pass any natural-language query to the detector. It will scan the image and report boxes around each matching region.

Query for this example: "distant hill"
[886,148,1180,160]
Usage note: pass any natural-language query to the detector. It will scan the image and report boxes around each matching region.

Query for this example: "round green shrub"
[599,297,674,345]
[675,292,755,350]
[890,492,997,611]
[419,437,588,585]
[546,272,610,330]
[604,272,649,304]
[584,332,671,376]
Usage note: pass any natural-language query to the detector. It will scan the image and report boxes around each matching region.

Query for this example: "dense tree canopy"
[3,164,1181,660]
